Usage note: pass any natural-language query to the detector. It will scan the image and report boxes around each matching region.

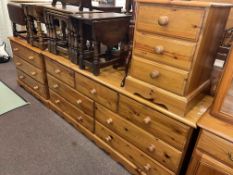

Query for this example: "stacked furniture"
[9,37,213,175]
[8,0,233,175]
[43,3,101,56]
[125,0,231,117]
[70,12,131,75]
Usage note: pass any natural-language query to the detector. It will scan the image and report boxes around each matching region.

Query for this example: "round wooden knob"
[33,85,39,90]
[76,99,82,105]
[154,45,164,54]
[148,144,155,152]
[143,116,151,124]
[150,70,160,79]
[90,88,97,95]
[158,16,169,26]
[19,75,25,80]
[16,62,22,66]
[13,48,19,51]
[144,163,151,171]
[53,84,59,89]
[55,69,61,74]
[105,136,112,142]
[77,116,83,122]
[55,99,60,104]
[106,118,113,125]
[31,71,37,76]
[28,56,34,60]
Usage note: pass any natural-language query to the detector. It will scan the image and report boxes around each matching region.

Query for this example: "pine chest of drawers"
[125,0,231,116]
[10,38,49,100]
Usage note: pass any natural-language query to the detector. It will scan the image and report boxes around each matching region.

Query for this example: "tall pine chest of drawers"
[125,0,231,116]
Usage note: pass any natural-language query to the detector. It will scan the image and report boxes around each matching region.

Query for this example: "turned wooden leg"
[36,19,44,49]
[93,41,100,76]
[79,22,85,69]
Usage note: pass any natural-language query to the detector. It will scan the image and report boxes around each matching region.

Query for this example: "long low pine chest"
[9,36,212,175]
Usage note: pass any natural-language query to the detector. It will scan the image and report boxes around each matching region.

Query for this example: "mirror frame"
[211,45,233,123]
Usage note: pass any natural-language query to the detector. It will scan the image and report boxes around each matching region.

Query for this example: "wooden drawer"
[136,3,205,41]
[96,122,175,175]
[14,55,46,84]
[125,76,189,116]
[118,94,191,150]
[133,31,196,70]
[17,69,48,99]
[47,74,94,116]
[11,41,44,69]
[50,90,94,132]
[130,56,189,95]
[197,131,233,168]
[45,58,75,87]
[95,103,182,172]
[75,73,118,112]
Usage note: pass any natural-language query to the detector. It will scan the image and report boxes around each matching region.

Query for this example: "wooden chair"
[7,2,27,40]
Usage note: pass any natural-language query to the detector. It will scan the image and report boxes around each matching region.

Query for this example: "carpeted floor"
[0,60,130,175]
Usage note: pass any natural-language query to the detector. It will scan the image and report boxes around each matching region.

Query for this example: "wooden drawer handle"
[13,48,19,51]
[105,136,112,142]
[90,88,97,95]
[31,71,37,76]
[19,75,25,80]
[148,144,155,152]
[154,45,164,54]
[143,116,151,124]
[144,163,151,171]
[76,99,82,105]
[228,152,233,161]
[16,62,22,66]
[54,69,61,74]
[55,99,60,104]
[150,70,160,79]
[28,56,34,60]
[77,116,83,122]
[53,84,59,89]
[33,85,39,90]
[158,16,169,26]
[106,118,113,125]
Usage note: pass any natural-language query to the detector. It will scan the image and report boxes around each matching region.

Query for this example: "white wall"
[0,0,12,53]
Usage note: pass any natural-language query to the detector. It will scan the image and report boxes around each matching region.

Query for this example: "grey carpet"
[0,60,130,175]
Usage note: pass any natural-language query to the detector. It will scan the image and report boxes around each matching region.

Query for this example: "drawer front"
[198,131,233,168]
[75,73,118,112]
[45,58,75,87]
[50,90,94,132]
[136,3,205,41]
[17,69,48,99]
[95,103,182,172]
[118,94,191,150]
[134,31,196,70]
[96,122,175,175]
[11,41,43,69]
[47,74,94,116]
[14,56,46,84]
[130,56,189,95]
[125,76,187,116]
